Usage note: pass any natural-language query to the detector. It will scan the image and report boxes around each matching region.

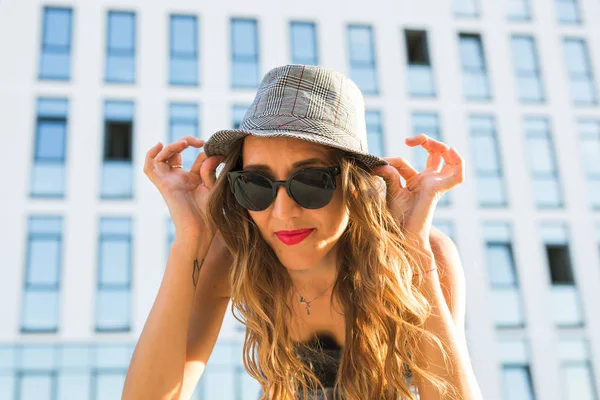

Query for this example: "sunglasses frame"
[226,166,341,211]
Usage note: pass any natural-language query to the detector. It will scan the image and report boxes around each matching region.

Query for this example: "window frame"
[289,21,319,66]
[231,18,260,89]
[347,23,379,95]
[39,6,73,80]
[169,14,199,86]
[105,10,136,84]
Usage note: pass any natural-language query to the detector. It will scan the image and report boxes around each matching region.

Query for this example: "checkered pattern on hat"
[203,64,388,170]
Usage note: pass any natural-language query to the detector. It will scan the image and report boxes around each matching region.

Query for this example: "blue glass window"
[170,15,199,86]
[525,118,563,208]
[503,366,536,399]
[348,25,378,95]
[540,223,584,326]
[0,344,135,399]
[21,217,63,333]
[101,100,134,199]
[556,0,581,24]
[31,98,68,198]
[19,372,55,399]
[169,103,199,170]
[232,105,249,129]
[106,11,136,83]
[39,7,72,80]
[484,223,518,287]
[412,113,450,207]
[507,0,531,20]
[365,110,384,157]
[454,0,479,17]
[459,34,492,100]
[96,218,132,332]
[405,30,436,97]
[290,21,318,65]
[483,222,525,327]
[559,340,598,400]
[511,35,544,103]
[578,120,600,209]
[95,371,127,399]
[469,115,507,207]
[231,18,260,88]
[563,38,597,105]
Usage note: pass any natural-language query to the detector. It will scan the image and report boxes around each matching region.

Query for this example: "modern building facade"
[1,0,600,398]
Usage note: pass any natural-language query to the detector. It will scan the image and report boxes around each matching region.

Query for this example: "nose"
[271,184,301,219]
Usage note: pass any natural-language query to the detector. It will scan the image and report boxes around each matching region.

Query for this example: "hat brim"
[204,128,388,170]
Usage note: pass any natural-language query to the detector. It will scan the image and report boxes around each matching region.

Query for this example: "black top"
[295,333,342,388]
[258,333,411,399]
[256,333,340,400]
[292,333,342,400]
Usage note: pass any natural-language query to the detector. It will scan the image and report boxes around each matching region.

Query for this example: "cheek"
[247,211,267,234]
[318,190,349,232]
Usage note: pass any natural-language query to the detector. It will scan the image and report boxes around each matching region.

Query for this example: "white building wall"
[1,0,599,399]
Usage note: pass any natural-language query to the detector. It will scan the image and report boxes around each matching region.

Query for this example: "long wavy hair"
[206,137,459,400]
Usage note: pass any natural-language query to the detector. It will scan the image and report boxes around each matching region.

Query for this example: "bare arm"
[411,245,482,400]
[429,227,466,338]
[122,231,231,400]
[180,234,233,398]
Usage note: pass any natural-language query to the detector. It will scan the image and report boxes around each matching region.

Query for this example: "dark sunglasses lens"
[232,173,273,211]
[290,170,336,209]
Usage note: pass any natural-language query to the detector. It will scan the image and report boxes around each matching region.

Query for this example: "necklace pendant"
[305,303,311,315]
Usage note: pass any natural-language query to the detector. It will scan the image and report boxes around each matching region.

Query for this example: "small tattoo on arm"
[193,258,203,289]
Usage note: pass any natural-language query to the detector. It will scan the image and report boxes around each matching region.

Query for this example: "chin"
[276,252,318,271]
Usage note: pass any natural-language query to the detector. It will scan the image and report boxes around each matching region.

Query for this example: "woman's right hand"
[144,136,224,238]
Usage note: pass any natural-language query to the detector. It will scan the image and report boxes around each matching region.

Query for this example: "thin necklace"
[295,281,335,316]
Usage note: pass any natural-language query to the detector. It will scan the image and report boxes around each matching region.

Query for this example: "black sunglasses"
[226,167,341,211]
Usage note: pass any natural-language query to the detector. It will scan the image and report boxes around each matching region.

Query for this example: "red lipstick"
[274,228,315,246]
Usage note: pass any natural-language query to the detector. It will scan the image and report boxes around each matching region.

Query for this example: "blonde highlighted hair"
[206,138,459,400]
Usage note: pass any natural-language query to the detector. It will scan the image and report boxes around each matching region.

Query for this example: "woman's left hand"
[371,134,465,249]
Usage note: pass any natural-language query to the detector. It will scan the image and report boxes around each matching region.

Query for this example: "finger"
[190,151,208,176]
[439,148,465,185]
[180,136,205,148]
[144,141,164,175]
[167,137,205,167]
[200,155,226,189]
[146,141,163,161]
[155,140,190,163]
[406,134,450,154]
[164,144,184,167]
[383,157,419,181]
[426,152,444,172]
[371,165,403,198]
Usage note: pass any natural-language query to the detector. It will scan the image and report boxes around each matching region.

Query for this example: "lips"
[275,228,315,246]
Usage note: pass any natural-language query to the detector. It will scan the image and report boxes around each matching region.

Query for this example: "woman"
[123,64,483,400]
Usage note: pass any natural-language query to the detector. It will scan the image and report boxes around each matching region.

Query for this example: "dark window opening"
[405,30,430,65]
[104,121,132,161]
[546,244,574,284]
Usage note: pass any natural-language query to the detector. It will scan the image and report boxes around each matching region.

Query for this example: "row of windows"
[483,221,600,329]
[30,97,600,210]
[0,342,261,400]
[38,8,599,105]
[454,0,583,24]
[21,217,133,333]
[19,215,600,333]
[0,339,596,400]
[499,338,598,400]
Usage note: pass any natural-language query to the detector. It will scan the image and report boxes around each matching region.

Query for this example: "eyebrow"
[243,158,328,173]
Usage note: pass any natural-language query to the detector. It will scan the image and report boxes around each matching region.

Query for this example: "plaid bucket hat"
[203,64,388,170]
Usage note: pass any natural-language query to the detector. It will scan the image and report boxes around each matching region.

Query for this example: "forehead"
[241,135,334,165]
